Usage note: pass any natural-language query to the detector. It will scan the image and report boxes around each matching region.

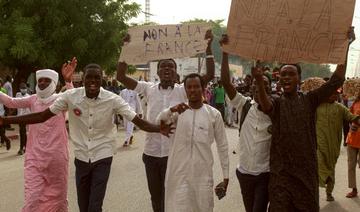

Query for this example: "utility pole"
[145,0,150,23]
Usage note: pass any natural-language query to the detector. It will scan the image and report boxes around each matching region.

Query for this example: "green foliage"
[299,63,332,79]
[0,0,141,75]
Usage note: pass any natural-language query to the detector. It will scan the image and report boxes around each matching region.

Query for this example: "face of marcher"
[279,65,300,94]
[252,76,271,103]
[185,77,203,103]
[157,60,176,84]
[19,83,27,89]
[37,78,52,90]
[84,68,102,98]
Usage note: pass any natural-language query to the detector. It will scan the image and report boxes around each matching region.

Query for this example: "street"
[0,126,359,212]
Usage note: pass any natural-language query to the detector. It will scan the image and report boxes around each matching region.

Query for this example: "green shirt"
[0,87,6,94]
[214,87,225,104]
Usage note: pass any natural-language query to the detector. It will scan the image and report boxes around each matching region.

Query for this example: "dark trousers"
[19,124,27,150]
[142,154,168,212]
[75,157,113,212]
[0,126,9,144]
[215,103,225,121]
[236,169,269,212]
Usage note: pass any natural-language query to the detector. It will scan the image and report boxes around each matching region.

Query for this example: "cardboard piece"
[224,0,356,64]
[119,23,211,65]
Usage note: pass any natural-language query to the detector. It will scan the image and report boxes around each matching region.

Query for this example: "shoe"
[346,190,358,198]
[17,149,24,155]
[129,136,134,145]
[326,193,334,201]
[5,139,10,150]
[123,142,129,147]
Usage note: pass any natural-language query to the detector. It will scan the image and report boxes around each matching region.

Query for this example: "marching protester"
[0,62,173,212]
[15,82,31,155]
[346,91,360,198]
[252,27,356,211]
[120,88,142,146]
[315,87,359,201]
[117,30,214,212]
[157,73,229,212]
[220,35,272,212]
[0,58,76,212]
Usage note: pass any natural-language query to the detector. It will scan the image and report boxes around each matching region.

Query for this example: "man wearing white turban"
[0,57,77,212]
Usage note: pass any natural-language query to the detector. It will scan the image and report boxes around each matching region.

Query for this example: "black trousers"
[142,154,168,212]
[236,169,269,212]
[19,124,27,150]
[75,157,113,212]
[0,126,9,144]
[215,103,225,121]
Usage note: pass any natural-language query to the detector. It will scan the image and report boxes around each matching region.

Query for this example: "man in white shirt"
[157,73,229,212]
[120,88,142,146]
[15,82,31,155]
[117,31,215,212]
[0,63,172,212]
[220,35,272,212]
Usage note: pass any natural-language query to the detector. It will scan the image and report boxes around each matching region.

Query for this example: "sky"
[130,0,360,77]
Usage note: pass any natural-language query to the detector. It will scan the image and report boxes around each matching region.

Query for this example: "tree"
[0,0,140,93]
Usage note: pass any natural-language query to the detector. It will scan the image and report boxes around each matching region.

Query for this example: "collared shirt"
[50,87,136,163]
[134,81,187,157]
[230,93,271,175]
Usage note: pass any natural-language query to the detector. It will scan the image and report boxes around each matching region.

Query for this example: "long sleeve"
[0,92,32,109]
[341,103,359,122]
[214,110,229,179]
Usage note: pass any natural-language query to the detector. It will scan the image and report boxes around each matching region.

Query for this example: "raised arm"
[132,115,174,137]
[202,30,215,85]
[252,66,272,113]
[116,62,138,90]
[116,34,138,90]
[0,108,55,125]
[333,27,355,79]
[219,34,237,100]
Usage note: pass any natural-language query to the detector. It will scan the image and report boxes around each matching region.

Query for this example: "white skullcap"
[36,69,59,83]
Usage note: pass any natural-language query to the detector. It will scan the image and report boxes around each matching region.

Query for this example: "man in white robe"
[157,73,229,212]
[120,88,142,146]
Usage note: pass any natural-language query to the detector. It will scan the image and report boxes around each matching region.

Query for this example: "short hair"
[157,59,177,71]
[279,64,302,78]
[183,73,204,89]
[84,63,102,73]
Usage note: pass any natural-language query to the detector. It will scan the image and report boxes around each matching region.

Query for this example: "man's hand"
[348,26,356,44]
[215,179,229,200]
[251,66,264,81]
[62,57,77,83]
[205,29,213,46]
[160,120,175,137]
[170,103,190,114]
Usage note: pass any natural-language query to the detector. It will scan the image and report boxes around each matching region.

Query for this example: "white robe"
[157,104,229,212]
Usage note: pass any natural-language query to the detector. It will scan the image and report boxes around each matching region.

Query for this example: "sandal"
[346,190,358,198]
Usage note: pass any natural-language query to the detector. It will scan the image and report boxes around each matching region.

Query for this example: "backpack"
[238,99,252,136]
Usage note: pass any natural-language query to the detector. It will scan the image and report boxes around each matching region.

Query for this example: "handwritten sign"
[224,0,356,64]
[119,23,211,65]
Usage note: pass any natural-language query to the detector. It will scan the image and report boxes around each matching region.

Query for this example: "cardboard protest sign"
[119,23,211,65]
[224,0,356,64]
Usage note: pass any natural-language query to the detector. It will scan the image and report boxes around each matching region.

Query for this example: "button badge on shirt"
[73,108,82,117]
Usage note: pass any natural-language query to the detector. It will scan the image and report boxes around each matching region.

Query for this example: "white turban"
[35,69,59,103]
[36,69,59,83]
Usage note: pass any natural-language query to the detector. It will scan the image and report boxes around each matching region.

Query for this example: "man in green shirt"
[214,81,225,121]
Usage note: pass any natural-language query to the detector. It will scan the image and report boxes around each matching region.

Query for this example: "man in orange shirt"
[346,91,360,198]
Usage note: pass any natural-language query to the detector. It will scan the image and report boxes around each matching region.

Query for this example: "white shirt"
[15,92,31,116]
[134,81,187,157]
[157,104,229,212]
[230,93,271,175]
[50,87,136,163]
[120,89,142,114]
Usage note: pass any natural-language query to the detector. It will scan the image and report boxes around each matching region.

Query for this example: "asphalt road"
[0,126,359,212]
